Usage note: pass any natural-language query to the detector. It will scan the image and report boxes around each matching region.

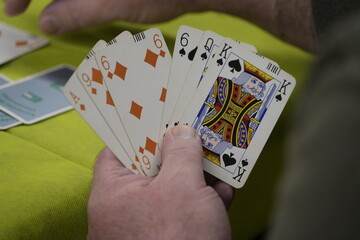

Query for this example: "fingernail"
[40,15,60,34]
[172,125,196,139]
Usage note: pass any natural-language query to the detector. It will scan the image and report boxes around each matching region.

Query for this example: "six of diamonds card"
[62,25,296,188]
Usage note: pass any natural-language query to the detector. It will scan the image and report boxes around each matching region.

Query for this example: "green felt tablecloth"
[0,1,313,239]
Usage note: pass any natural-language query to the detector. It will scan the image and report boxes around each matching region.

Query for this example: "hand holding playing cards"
[4,0,315,51]
[88,126,233,240]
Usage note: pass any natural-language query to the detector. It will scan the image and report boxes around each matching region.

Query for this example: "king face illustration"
[193,61,277,167]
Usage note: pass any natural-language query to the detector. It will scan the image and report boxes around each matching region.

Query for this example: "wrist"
[198,0,316,52]
[273,0,316,52]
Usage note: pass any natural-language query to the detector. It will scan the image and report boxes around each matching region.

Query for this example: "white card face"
[63,73,139,173]
[169,31,258,128]
[95,28,172,176]
[181,39,296,188]
[169,31,223,127]
[76,32,139,167]
[0,65,74,124]
[0,22,49,65]
[159,26,204,138]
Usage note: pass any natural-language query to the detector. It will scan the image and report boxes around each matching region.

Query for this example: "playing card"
[0,22,48,65]
[181,39,296,188]
[95,28,171,176]
[159,26,204,137]
[63,73,139,173]
[0,111,21,130]
[0,74,12,86]
[0,65,74,124]
[76,32,142,170]
[169,31,257,130]
[58,25,296,187]
[0,74,21,129]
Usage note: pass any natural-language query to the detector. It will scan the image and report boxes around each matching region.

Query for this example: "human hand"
[87,125,234,240]
[4,0,207,35]
[4,0,315,51]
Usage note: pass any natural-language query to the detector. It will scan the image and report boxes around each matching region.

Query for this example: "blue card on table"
[0,74,21,129]
[0,74,11,86]
[0,65,74,125]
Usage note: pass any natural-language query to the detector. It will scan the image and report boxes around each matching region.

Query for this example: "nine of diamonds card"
[62,26,296,188]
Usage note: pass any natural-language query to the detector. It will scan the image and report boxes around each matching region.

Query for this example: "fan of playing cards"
[63,26,296,188]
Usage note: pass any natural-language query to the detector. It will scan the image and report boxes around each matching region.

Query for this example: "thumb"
[38,0,130,34]
[157,125,205,189]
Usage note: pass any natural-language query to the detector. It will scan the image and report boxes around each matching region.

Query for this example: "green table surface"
[0,1,313,239]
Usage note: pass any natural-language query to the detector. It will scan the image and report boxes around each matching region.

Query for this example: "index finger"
[93,147,133,184]
[4,0,31,16]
